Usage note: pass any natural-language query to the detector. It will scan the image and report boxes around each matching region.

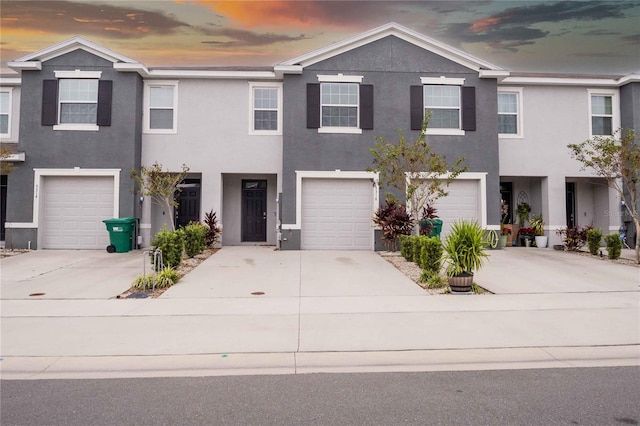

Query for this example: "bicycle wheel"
[487,230,499,248]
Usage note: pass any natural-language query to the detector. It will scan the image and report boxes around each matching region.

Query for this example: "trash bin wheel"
[106,244,116,253]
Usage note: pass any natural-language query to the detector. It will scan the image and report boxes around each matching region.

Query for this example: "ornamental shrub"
[183,221,207,257]
[151,227,184,268]
[399,235,411,260]
[604,233,622,259]
[586,228,603,255]
[419,236,443,276]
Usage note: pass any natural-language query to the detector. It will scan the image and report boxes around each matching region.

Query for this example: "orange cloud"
[192,0,367,29]
[470,16,504,33]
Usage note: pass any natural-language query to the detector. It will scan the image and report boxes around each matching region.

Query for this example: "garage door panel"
[432,180,481,237]
[301,178,373,250]
[42,176,114,249]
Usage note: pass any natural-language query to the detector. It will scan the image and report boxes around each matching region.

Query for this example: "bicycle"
[484,228,500,249]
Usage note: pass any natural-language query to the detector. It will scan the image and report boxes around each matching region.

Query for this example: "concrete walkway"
[1,246,638,379]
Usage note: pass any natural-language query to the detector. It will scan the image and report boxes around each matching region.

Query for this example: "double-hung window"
[144,81,178,134]
[498,88,523,137]
[411,77,474,135]
[249,82,282,134]
[591,94,612,136]
[588,89,619,137]
[59,79,98,124]
[424,85,460,129]
[321,82,359,129]
[42,70,111,131]
[0,89,11,137]
[306,75,373,134]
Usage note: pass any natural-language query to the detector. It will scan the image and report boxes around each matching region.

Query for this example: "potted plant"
[518,227,536,247]
[500,199,515,246]
[419,204,443,238]
[500,227,511,248]
[442,220,489,293]
[516,202,531,227]
[530,214,547,248]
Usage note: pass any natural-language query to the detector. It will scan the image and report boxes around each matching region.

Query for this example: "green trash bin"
[102,217,136,253]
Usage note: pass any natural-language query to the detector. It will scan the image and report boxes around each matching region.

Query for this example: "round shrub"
[151,227,184,268]
[586,228,603,255]
[604,233,622,259]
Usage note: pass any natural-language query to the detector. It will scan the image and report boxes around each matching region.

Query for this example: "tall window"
[591,95,613,136]
[249,83,282,134]
[498,88,522,137]
[424,85,460,129]
[58,79,98,124]
[321,82,358,128]
[144,81,178,133]
[149,86,174,129]
[0,90,9,136]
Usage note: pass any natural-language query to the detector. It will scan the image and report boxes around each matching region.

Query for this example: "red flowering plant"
[502,227,512,236]
[518,228,536,237]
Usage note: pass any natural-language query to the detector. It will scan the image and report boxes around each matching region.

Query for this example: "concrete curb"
[2,345,638,380]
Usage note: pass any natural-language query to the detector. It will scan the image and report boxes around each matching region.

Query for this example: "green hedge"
[399,234,443,276]
[151,228,185,269]
[586,228,603,255]
[183,222,207,258]
[604,233,622,259]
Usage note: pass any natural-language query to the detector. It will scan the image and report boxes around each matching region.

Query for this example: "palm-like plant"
[443,220,489,276]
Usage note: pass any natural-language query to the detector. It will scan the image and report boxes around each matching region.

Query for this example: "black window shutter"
[462,86,476,131]
[97,80,112,126]
[359,84,374,130]
[410,85,423,130]
[42,80,58,126]
[307,83,320,129]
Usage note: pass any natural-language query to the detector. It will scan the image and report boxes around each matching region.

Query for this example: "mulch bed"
[117,248,219,299]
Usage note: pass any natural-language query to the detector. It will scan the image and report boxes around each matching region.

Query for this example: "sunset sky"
[1,0,639,75]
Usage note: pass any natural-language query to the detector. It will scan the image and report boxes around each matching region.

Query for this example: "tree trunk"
[633,216,640,264]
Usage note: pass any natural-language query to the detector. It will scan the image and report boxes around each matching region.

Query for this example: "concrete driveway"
[0,250,143,299]
[161,247,425,298]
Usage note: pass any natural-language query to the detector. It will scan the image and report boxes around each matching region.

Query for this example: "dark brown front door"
[242,180,267,242]
[175,180,201,229]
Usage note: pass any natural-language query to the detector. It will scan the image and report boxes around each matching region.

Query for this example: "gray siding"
[282,35,501,230]
[5,50,143,248]
[620,82,640,133]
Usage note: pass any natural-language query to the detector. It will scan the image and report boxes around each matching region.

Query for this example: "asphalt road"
[2,366,639,425]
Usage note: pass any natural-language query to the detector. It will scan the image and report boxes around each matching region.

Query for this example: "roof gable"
[8,36,140,71]
[277,22,505,73]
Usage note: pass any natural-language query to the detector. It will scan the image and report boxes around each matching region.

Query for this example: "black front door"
[566,182,576,228]
[1,175,7,241]
[175,180,201,229]
[242,180,267,242]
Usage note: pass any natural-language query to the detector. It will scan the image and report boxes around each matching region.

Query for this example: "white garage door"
[41,176,115,249]
[432,179,480,237]
[301,178,373,250]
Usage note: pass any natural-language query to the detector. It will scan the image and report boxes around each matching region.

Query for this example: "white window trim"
[143,80,179,134]
[317,75,363,134]
[420,76,465,86]
[53,124,99,131]
[587,89,620,138]
[423,81,464,136]
[248,82,282,135]
[318,74,363,83]
[498,87,524,139]
[54,70,102,79]
[54,72,101,129]
[4,168,120,230]
[281,170,379,230]
[0,87,13,138]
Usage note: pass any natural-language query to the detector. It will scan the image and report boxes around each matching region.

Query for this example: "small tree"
[130,162,189,231]
[568,129,640,263]
[369,116,466,230]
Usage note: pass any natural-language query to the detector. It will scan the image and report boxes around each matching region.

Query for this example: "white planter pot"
[535,236,548,248]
